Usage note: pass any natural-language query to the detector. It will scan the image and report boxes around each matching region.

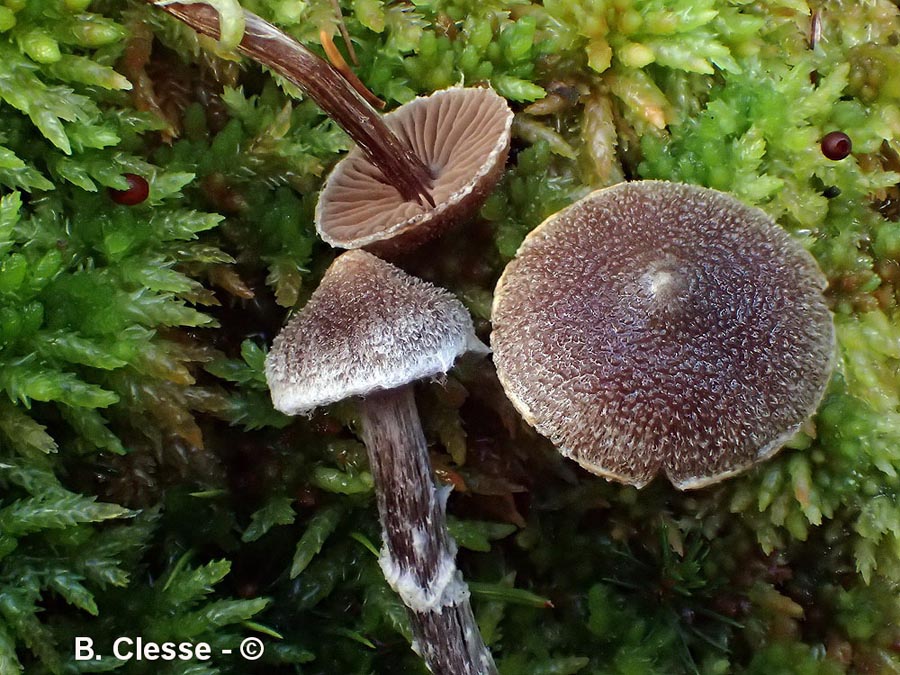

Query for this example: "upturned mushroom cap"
[315,86,513,258]
[266,249,487,415]
[491,181,835,490]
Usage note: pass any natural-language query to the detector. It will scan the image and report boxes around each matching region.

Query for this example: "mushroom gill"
[316,86,513,258]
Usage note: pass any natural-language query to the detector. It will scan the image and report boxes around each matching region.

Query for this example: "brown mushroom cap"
[491,181,835,490]
[315,87,513,258]
[266,249,486,415]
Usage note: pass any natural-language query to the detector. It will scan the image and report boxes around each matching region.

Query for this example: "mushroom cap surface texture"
[266,249,486,415]
[491,181,836,490]
[315,86,513,258]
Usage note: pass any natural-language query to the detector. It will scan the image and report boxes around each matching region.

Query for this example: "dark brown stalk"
[147,1,434,205]
[360,386,497,675]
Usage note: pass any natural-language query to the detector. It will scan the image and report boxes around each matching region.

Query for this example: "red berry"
[821,131,852,160]
[109,173,150,205]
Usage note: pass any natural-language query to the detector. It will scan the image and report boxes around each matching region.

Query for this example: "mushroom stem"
[359,386,497,675]
[146,1,434,206]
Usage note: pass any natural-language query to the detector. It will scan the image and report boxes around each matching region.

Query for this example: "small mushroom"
[491,181,835,490]
[316,86,514,258]
[151,4,514,255]
[266,250,497,675]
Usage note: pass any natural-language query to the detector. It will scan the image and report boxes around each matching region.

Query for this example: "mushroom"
[266,249,497,674]
[316,86,513,258]
[148,2,515,248]
[491,181,835,490]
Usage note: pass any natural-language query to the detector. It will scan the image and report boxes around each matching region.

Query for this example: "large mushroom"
[266,250,497,674]
[316,86,513,258]
[491,181,835,490]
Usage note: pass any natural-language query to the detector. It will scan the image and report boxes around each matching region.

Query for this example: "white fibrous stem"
[360,386,497,675]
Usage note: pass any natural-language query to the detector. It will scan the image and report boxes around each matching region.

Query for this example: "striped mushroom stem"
[361,387,496,675]
[145,1,434,205]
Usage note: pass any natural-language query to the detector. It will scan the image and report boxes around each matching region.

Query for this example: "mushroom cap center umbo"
[316,86,513,254]
[491,181,836,490]
[266,250,486,416]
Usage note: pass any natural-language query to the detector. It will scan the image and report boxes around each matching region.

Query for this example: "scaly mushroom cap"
[315,86,513,258]
[491,181,835,490]
[266,249,486,415]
